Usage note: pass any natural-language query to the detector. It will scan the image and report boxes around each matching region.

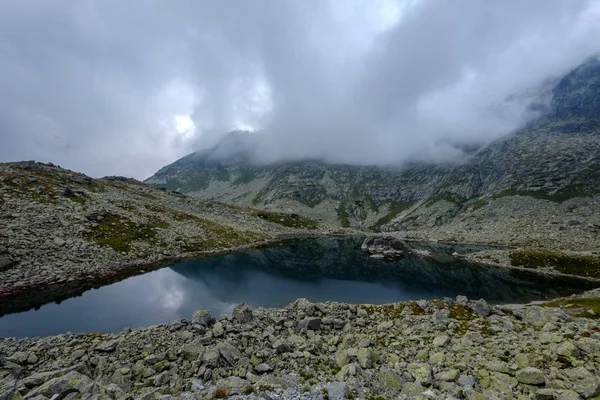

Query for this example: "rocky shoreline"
[2,294,600,400]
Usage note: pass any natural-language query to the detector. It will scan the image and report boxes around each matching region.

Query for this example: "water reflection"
[0,237,595,337]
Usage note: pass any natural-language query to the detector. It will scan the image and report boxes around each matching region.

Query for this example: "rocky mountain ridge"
[146,58,600,250]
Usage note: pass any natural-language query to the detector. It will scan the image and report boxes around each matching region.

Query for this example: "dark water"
[0,237,596,337]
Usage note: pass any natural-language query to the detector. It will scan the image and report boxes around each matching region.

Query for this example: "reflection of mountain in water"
[170,237,595,304]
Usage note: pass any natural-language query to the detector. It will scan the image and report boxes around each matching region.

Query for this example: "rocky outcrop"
[1,296,599,399]
[361,236,412,259]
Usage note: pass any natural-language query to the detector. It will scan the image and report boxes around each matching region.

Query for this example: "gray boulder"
[191,310,214,327]
[24,371,93,399]
[233,303,253,324]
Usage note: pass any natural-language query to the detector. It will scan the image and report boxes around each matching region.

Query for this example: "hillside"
[0,161,333,310]
[146,58,600,250]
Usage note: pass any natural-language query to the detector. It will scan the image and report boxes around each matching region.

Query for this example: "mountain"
[146,58,600,250]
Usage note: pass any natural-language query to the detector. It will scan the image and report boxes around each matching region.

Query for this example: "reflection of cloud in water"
[0,237,595,338]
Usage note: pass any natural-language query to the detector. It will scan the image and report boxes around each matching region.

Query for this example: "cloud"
[0,0,599,178]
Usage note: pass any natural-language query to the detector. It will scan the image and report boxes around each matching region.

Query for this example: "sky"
[1,0,600,179]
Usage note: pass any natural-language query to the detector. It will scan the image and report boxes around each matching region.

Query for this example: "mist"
[0,0,599,178]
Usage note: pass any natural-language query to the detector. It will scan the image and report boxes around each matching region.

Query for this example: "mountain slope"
[147,58,600,249]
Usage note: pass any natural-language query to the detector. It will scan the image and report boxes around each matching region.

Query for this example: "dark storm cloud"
[0,0,599,178]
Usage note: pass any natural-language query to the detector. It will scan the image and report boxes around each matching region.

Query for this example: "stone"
[456,295,469,304]
[471,299,491,316]
[212,322,224,338]
[458,375,476,388]
[232,303,253,323]
[23,371,93,399]
[408,363,432,385]
[201,348,220,368]
[191,310,214,327]
[254,363,272,373]
[324,381,351,400]
[217,342,241,366]
[273,339,291,354]
[356,348,374,369]
[357,308,368,318]
[516,367,546,385]
[213,377,252,396]
[94,339,120,353]
[298,317,321,331]
[564,367,600,398]
[377,321,394,332]
[435,369,460,381]
[523,306,559,329]
[433,335,450,347]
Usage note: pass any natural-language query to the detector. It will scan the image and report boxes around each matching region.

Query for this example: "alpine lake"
[1,237,596,337]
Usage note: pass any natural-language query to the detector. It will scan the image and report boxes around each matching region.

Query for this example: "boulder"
[516,367,546,385]
[232,303,253,324]
[191,310,214,327]
[23,371,93,399]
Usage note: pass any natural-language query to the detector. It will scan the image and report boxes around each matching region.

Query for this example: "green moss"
[253,210,320,230]
[182,222,268,251]
[425,192,464,208]
[68,194,89,204]
[493,185,596,203]
[541,298,600,319]
[472,199,488,211]
[370,201,415,232]
[84,213,169,252]
[509,249,600,278]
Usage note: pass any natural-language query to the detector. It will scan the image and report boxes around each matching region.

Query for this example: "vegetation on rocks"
[509,249,600,278]
[542,297,600,319]
[2,295,600,400]
[84,213,169,252]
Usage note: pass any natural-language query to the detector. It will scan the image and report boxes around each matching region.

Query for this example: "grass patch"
[541,298,600,319]
[425,192,464,208]
[211,387,229,399]
[472,199,488,211]
[254,210,320,230]
[182,222,268,251]
[493,185,596,203]
[370,201,415,232]
[509,249,600,278]
[84,213,169,252]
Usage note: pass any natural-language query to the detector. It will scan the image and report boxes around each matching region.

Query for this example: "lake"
[0,237,596,337]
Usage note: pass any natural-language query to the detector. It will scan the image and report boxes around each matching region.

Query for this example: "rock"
[232,303,253,323]
[356,348,374,369]
[95,339,120,353]
[62,188,77,198]
[23,371,93,399]
[357,308,368,318]
[53,237,66,247]
[191,310,214,327]
[523,306,559,329]
[213,377,251,396]
[435,369,460,381]
[471,299,491,316]
[408,363,432,385]
[7,351,28,364]
[433,335,451,347]
[456,295,469,304]
[516,367,546,385]
[217,342,241,366]
[564,367,600,398]
[273,339,291,354]
[212,322,224,338]
[458,375,476,388]
[361,236,410,259]
[254,363,272,373]
[298,317,321,331]
[377,321,394,332]
[21,364,88,389]
[324,382,351,400]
